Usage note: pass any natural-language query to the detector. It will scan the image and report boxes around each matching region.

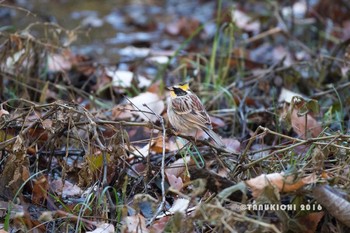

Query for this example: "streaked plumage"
[167,83,225,147]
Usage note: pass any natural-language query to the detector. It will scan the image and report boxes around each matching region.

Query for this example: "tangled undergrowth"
[2,0,350,232]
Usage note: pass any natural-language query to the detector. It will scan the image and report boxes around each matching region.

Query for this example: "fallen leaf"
[296,211,324,233]
[32,175,49,205]
[150,136,184,154]
[291,108,322,139]
[166,173,183,191]
[231,9,260,33]
[0,151,30,200]
[111,104,134,120]
[87,223,115,233]
[106,69,133,88]
[245,173,317,198]
[165,17,200,37]
[50,179,82,197]
[278,88,304,103]
[149,216,170,233]
[123,214,149,233]
[166,156,191,178]
[129,92,165,122]
[166,198,189,214]
[222,138,240,153]
[47,53,72,72]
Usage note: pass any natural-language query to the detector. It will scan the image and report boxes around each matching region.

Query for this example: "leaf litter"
[1,0,350,232]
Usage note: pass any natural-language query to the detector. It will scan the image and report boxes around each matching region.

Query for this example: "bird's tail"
[203,128,225,148]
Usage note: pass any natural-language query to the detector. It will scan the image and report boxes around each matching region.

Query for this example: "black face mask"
[173,87,187,96]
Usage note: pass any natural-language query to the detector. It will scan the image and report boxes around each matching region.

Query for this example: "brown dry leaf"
[296,211,325,233]
[73,54,95,76]
[147,81,161,94]
[245,173,317,198]
[128,162,147,178]
[10,34,23,50]
[166,156,192,177]
[50,179,82,197]
[166,173,183,191]
[313,0,350,24]
[165,157,192,191]
[222,138,240,153]
[165,17,200,37]
[13,210,47,232]
[129,92,165,122]
[291,108,322,139]
[150,136,184,154]
[282,173,317,192]
[28,128,49,141]
[150,136,168,154]
[165,156,194,191]
[149,216,170,233]
[111,104,134,120]
[122,214,149,233]
[0,151,30,200]
[12,135,24,153]
[32,175,49,205]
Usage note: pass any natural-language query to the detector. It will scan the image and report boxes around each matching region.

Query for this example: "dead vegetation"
[1,0,350,232]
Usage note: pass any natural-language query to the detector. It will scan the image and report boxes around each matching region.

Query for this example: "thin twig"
[143,104,166,226]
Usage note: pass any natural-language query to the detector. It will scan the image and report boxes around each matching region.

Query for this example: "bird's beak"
[165,86,173,91]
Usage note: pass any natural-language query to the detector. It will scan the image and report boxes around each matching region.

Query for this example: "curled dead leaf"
[245,173,317,198]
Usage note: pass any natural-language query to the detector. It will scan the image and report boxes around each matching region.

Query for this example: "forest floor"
[1,0,350,232]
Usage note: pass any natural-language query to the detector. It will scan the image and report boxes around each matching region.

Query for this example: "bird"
[166,82,225,148]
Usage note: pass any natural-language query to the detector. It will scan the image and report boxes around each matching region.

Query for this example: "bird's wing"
[171,93,212,129]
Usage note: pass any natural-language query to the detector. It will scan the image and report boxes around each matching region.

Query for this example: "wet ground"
[5,0,223,63]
